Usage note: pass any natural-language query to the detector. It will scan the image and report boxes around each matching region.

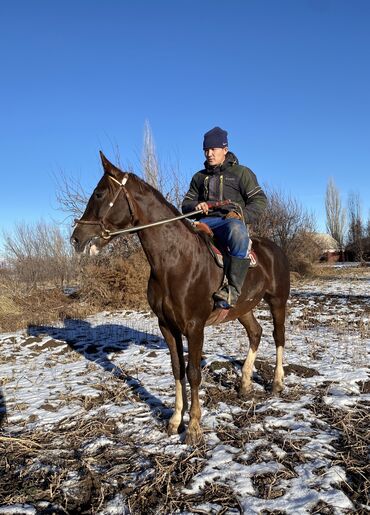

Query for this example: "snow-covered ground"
[0,267,369,514]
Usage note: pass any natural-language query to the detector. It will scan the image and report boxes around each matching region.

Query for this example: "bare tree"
[252,187,318,273]
[141,121,186,209]
[142,120,160,189]
[325,178,346,257]
[162,161,187,210]
[347,192,364,262]
[54,170,89,221]
[253,188,315,250]
[2,221,74,290]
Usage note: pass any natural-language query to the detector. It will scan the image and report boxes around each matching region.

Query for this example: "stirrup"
[213,285,233,309]
[213,285,229,302]
[213,284,240,309]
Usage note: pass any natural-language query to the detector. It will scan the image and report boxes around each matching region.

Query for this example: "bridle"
[73,173,137,240]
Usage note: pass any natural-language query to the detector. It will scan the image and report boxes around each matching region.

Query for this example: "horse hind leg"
[264,294,287,395]
[238,311,262,397]
[159,323,187,435]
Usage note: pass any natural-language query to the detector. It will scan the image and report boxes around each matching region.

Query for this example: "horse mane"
[128,172,195,232]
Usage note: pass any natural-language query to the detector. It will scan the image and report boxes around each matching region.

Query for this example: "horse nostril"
[70,236,78,247]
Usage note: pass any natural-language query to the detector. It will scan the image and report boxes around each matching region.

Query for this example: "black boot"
[213,256,250,309]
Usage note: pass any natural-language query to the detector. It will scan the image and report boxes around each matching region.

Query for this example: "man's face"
[204,147,228,167]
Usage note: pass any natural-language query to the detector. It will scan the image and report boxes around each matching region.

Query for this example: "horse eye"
[95,190,104,199]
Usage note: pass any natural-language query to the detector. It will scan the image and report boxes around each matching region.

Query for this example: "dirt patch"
[284,363,319,378]
[251,471,292,500]
[357,379,370,393]
[203,384,240,409]
[203,360,240,392]
[254,359,319,382]
[180,483,242,513]
[253,359,274,383]
[310,500,337,514]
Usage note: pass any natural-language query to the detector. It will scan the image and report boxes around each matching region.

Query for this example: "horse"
[71,152,290,445]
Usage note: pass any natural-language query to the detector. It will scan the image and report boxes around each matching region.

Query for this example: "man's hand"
[196,202,209,214]
[225,211,242,220]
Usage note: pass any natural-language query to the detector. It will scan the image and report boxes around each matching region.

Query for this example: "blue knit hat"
[203,126,228,150]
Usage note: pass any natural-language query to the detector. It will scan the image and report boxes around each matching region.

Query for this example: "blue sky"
[1,0,369,246]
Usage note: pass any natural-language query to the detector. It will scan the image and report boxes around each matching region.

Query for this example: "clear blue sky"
[1,0,369,246]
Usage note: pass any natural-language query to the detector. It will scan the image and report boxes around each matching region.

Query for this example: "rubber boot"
[213,256,250,309]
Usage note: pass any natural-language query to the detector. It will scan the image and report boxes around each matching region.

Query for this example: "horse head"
[70,152,133,255]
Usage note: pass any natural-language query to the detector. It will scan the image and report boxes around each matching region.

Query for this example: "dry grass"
[78,249,150,310]
[311,395,370,512]
[0,286,94,333]
[288,262,368,286]
[1,361,369,512]
[1,254,367,334]
[201,359,370,511]
[0,412,209,514]
[310,262,370,280]
[0,412,246,514]
[0,248,151,333]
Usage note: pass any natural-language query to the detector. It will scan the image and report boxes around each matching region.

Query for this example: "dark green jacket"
[182,152,267,224]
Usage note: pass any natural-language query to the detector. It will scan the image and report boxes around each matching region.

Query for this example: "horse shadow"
[27,317,173,422]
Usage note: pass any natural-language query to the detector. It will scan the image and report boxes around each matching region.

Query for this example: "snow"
[0,507,36,515]
[0,266,369,512]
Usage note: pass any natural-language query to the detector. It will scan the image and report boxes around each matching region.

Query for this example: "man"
[182,126,267,309]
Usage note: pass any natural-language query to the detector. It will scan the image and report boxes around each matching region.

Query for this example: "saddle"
[193,222,257,268]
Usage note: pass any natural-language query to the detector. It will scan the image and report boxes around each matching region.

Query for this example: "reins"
[102,210,206,237]
[74,174,231,240]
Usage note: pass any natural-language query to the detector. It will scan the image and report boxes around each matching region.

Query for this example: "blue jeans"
[199,216,249,258]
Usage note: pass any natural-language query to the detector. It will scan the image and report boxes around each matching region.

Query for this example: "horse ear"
[100,151,113,174]
[99,151,123,178]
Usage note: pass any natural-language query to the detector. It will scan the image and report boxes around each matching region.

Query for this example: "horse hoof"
[167,421,184,436]
[272,382,284,396]
[185,421,204,446]
[167,423,178,436]
[185,430,204,446]
[238,385,254,400]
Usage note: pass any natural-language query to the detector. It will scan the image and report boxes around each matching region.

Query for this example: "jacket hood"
[204,151,239,173]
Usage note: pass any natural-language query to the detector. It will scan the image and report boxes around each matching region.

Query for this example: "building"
[312,233,341,263]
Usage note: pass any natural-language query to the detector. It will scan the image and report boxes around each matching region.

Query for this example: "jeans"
[199,216,249,258]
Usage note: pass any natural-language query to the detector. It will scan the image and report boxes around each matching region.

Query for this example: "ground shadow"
[291,291,370,302]
[28,318,173,422]
[0,386,6,428]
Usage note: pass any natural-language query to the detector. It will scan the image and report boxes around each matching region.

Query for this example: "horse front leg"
[159,323,187,435]
[185,325,204,446]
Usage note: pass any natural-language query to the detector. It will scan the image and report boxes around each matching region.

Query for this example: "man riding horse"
[182,126,267,309]
[72,148,289,444]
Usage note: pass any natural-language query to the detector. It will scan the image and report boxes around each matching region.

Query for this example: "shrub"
[77,248,150,310]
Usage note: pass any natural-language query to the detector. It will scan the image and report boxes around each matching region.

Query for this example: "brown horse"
[71,152,290,445]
